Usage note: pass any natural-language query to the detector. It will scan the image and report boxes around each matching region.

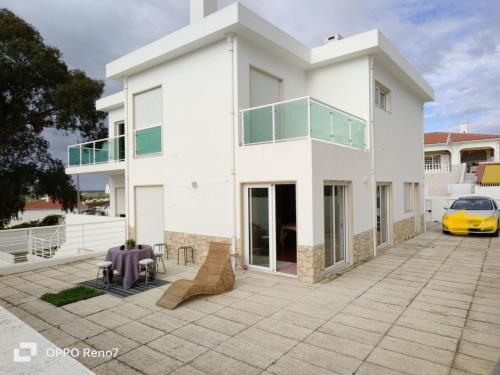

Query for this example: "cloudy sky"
[2,0,499,189]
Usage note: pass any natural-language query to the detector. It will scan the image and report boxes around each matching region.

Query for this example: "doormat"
[78,276,170,298]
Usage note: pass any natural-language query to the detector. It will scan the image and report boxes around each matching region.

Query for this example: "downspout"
[123,77,130,240]
[226,33,237,270]
[369,55,377,257]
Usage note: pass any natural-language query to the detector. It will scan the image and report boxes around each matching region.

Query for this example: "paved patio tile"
[21,312,52,331]
[161,306,206,322]
[356,362,406,375]
[366,347,449,375]
[269,309,325,330]
[351,297,406,315]
[92,359,142,375]
[62,299,107,317]
[229,299,281,317]
[330,312,392,334]
[86,330,140,356]
[172,323,229,348]
[119,346,182,375]
[461,327,500,349]
[17,299,55,314]
[60,317,107,340]
[342,304,400,323]
[378,335,455,366]
[139,311,187,332]
[37,307,79,326]
[109,303,153,320]
[267,355,337,375]
[70,341,113,369]
[304,330,373,360]
[408,300,468,318]
[194,314,246,336]
[114,321,164,344]
[191,350,261,375]
[395,315,463,339]
[289,342,361,374]
[452,353,496,375]
[402,307,466,327]
[180,299,225,314]
[465,319,500,336]
[171,365,208,375]
[386,325,457,351]
[254,317,313,341]
[87,309,132,329]
[318,320,383,346]
[215,328,297,369]
[457,340,500,363]
[40,326,79,347]
[214,306,263,326]
[148,334,208,362]
[284,302,338,320]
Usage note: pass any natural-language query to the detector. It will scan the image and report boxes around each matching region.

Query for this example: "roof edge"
[96,91,124,112]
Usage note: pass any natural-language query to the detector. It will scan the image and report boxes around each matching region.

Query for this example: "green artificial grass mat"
[40,285,104,307]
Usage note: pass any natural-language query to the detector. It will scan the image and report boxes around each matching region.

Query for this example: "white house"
[65,0,434,283]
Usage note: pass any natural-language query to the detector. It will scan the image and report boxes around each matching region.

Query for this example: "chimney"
[190,0,217,24]
[459,121,469,134]
[326,34,343,44]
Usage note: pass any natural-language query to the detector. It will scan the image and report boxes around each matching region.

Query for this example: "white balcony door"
[115,187,125,217]
[249,67,282,107]
[135,186,164,246]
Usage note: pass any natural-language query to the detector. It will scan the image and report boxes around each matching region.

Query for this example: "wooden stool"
[177,246,195,266]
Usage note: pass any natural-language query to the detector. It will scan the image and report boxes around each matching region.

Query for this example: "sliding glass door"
[377,184,390,246]
[324,185,347,269]
[247,186,273,270]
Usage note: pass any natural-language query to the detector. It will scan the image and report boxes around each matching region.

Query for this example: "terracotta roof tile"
[424,132,500,145]
[24,200,63,210]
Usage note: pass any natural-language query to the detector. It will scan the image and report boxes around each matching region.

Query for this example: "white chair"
[153,243,166,273]
[96,260,112,289]
[138,258,154,285]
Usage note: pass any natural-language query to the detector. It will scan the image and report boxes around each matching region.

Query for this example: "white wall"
[373,59,425,225]
[126,39,234,238]
[9,209,64,226]
[108,174,125,217]
[107,107,125,138]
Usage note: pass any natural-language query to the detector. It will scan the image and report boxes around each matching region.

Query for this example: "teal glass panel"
[136,126,161,155]
[81,145,94,165]
[111,136,125,161]
[274,99,308,140]
[94,140,109,163]
[351,119,365,149]
[69,146,81,166]
[310,101,332,142]
[332,111,350,146]
[243,107,273,144]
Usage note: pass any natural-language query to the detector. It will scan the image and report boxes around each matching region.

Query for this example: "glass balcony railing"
[68,135,125,167]
[241,97,367,150]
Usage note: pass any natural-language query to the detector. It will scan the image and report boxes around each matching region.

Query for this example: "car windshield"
[451,199,493,210]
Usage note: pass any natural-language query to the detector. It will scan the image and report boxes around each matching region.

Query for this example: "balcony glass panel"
[68,146,81,166]
[111,136,125,161]
[94,140,109,163]
[310,101,332,142]
[243,107,273,144]
[274,99,308,140]
[81,145,94,165]
[332,111,350,146]
[136,126,161,155]
[351,119,365,150]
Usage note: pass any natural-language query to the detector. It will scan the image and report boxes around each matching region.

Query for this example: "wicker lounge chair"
[156,242,234,309]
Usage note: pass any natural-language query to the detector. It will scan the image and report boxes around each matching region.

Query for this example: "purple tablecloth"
[105,245,154,289]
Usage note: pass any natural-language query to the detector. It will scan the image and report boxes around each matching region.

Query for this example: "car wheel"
[442,229,449,235]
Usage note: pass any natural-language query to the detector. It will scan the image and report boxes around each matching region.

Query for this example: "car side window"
[493,201,498,210]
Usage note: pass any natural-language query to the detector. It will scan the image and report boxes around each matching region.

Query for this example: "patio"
[1,224,499,375]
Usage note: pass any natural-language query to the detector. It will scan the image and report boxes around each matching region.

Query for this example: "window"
[425,155,440,166]
[375,83,390,111]
[404,183,414,213]
[249,67,282,107]
[134,87,162,156]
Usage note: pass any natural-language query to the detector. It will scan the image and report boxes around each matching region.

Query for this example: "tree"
[0,9,106,227]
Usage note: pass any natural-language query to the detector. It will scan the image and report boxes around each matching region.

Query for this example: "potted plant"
[125,239,136,250]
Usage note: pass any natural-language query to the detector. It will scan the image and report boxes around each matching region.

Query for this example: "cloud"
[2,0,499,189]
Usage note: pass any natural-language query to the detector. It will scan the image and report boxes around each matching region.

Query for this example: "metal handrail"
[67,134,125,167]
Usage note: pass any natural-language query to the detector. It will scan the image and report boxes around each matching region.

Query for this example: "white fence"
[0,216,126,270]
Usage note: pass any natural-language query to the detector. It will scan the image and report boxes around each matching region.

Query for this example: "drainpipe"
[123,77,130,240]
[369,55,377,257]
[226,33,237,270]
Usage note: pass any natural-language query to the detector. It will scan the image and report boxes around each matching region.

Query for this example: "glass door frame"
[244,184,276,272]
[376,183,391,247]
[324,183,349,272]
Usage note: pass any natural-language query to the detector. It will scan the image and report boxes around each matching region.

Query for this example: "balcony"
[241,97,366,150]
[66,135,125,174]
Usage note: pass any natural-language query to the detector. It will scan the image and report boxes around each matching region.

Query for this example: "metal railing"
[424,163,450,173]
[0,219,126,266]
[68,135,125,167]
[241,96,367,150]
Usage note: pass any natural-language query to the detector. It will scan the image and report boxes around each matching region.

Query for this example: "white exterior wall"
[125,39,234,238]
[108,174,125,217]
[10,209,65,226]
[107,107,125,138]
[373,60,425,225]
[425,140,500,165]
[307,56,372,244]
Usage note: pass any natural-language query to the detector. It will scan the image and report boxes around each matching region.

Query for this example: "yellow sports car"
[442,196,500,236]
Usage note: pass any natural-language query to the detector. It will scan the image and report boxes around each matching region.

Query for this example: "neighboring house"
[9,198,65,226]
[65,1,433,283]
[424,122,500,196]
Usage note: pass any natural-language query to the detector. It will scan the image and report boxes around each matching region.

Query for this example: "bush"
[4,214,62,230]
